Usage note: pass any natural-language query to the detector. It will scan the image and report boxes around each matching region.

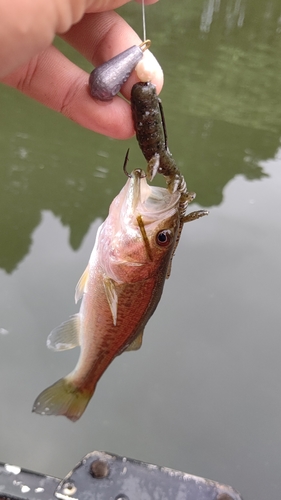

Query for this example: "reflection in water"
[0,0,281,274]
[200,0,280,34]
[225,0,245,31]
[0,108,273,273]
[200,0,222,33]
[181,117,271,207]
[0,111,121,273]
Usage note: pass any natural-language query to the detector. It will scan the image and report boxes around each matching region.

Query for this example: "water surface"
[0,2,281,499]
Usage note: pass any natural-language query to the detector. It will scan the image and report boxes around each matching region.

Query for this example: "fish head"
[100,169,181,283]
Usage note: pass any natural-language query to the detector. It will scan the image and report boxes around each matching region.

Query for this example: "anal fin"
[47,314,80,351]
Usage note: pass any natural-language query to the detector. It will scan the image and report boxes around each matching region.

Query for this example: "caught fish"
[33,166,186,422]
[33,79,207,422]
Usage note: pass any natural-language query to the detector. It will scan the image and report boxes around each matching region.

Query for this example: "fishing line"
[142,0,147,42]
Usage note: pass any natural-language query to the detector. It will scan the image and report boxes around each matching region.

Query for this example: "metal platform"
[0,450,243,500]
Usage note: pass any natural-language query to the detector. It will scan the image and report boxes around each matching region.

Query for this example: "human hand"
[0,0,163,139]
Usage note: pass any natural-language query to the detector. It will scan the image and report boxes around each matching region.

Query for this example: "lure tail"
[32,377,94,422]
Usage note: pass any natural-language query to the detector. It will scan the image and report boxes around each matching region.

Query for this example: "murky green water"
[1,1,281,498]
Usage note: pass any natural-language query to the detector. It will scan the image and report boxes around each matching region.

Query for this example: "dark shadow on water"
[0,89,277,273]
[1,0,281,272]
[177,117,272,207]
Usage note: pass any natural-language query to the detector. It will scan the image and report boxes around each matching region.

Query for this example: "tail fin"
[32,377,94,422]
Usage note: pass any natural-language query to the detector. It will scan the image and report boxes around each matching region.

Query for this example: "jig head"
[89,40,151,101]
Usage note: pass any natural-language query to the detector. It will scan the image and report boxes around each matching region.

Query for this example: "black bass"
[33,168,185,422]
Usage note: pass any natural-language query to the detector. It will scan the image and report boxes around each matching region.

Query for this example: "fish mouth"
[122,169,180,223]
[103,169,181,278]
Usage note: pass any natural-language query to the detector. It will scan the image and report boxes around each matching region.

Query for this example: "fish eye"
[156,229,172,247]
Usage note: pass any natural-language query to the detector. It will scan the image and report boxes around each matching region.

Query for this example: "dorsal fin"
[125,331,144,352]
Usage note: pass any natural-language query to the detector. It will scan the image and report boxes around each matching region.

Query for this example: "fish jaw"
[97,170,181,283]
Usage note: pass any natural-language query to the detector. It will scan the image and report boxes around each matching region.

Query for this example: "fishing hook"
[123,149,146,179]
[123,148,132,178]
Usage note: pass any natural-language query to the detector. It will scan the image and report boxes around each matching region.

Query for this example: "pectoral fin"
[166,258,173,279]
[75,265,89,304]
[125,331,144,352]
[103,277,118,326]
[47,314,80,351]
